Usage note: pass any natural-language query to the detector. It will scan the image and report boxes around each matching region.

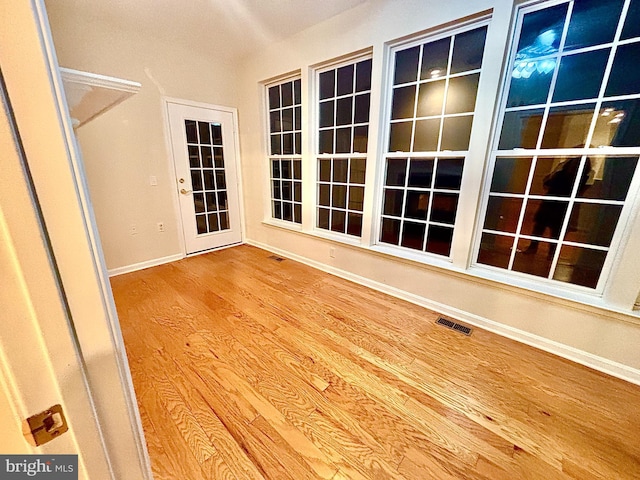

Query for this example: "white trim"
[108,253,184,277]
[246,238,640,387]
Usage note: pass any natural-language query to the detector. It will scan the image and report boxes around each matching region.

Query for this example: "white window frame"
[470,0,640,296]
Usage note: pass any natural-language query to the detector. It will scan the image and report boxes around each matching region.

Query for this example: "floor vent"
[268,255,285,262]
[436,317,472,336]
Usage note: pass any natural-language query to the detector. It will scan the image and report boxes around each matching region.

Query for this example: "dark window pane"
[416,80,445,117]
[281,159,292,179]
[622,0,640,40]
[391,86,416,120]
[282,181,292,201]
[389,122,412,152]
[516,4,567,54]
[383,189,404,217]
[319,159,331,182]
[414,119,440,152]
[272,160,281,178]
[451,26,488,74]
[198,122,211,144]
[206,192,217,211]
[191,170,203,192]
[193,193,205,213]
[273,201,282,219]
[269,86,280,109]
[185,120,198,143]
[201,146,213,168]
[426,225,453,256]
[271,135,282,155]
[499,109,544,149]
[295,133,301,155]
[336,97,353,126]
[408,159,434,187]
[319,130,334,154]
[281,82,293,107]
[381,217,401,245]
[203,170,215,190]
[441,115,473,151]
[553,246,607,288]
[333,159,348,183]
[282,202,293,222]
[295,106,301,130]
[565,0,624,50]
[513,238,553,278]
[435,158,465,189]
[530,157,585,197]
[214,148,224,168]
[405,191,429,220]
[483,196,523,233]
[215,171,226,190]
[445,74,480,114]
[348,186,365,211]
[541,104,595,149]
[356,59,372,92]
[605,43,640,97]
[294,79,301,104]
[593,100,640,147]
[394,46,420,85]
[337,64,354,96]
[219,211,229,230]
[430,192,459,224]
[282,108,294,131]
[211,124,222,145]
[196,215,207,234]
[283,133,294,155]
[401,221,426,250]
[336,128,352,154]
[553,50,609,102]
[521,199,568,239]
[506,67,554,107]
[319,71,335,100]
[218,191,228,210]
[580,156,638,201]
[385,159,407,186]
[347,213,363,237]
[564,203,622,247]
[188,145,200,168]
[208,213,220,232]
[332,185,347,208]
[477,233,513,268]
[354,126,368,153]
[293,160,302,180]
[354,93,370,124]
[272,180,282,200]
[294,181,302,202]
[331,210,346,233]
[319,101,334,128]
[294,204,302,224]
[318,208,330,229]
[350,158,366,184]
[490,157,532,193]
[420,38,450,80]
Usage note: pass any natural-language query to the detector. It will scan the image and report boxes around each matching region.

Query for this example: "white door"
[167,101,243,254]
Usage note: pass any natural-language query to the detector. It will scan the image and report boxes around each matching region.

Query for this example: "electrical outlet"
[150,175,158,186]
[329,247,336,258]
[129,224,138,235]
[157,222,165,232]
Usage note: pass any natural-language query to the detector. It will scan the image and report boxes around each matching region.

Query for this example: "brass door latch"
[23,404,68,446]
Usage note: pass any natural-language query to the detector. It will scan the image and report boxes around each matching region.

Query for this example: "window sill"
[261,218,303,232]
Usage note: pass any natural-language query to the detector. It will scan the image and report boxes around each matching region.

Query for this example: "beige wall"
[236,0,640,375]
[45,3,242,270]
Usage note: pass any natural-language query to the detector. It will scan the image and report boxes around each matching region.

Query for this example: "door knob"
[180,188,192,195]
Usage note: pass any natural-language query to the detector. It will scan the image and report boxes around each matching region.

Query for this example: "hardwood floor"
[111,245,640,480]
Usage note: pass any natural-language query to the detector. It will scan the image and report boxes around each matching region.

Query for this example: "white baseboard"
[246,239,640,387]
[108,253,184,277]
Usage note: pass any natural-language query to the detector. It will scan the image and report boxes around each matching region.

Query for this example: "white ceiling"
[49,0,369,59]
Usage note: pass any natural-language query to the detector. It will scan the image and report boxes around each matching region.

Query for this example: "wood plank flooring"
[110,245,640,480]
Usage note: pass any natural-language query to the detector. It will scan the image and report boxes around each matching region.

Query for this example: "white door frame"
[1,1,152,478]
[162,96,246,255]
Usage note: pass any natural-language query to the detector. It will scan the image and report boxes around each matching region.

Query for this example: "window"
[476,0,640,289]
[267,78,302,223]
[317,57,372,237]
[379,23,488,256]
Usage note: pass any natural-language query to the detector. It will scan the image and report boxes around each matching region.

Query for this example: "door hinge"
[22,404,68,446]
